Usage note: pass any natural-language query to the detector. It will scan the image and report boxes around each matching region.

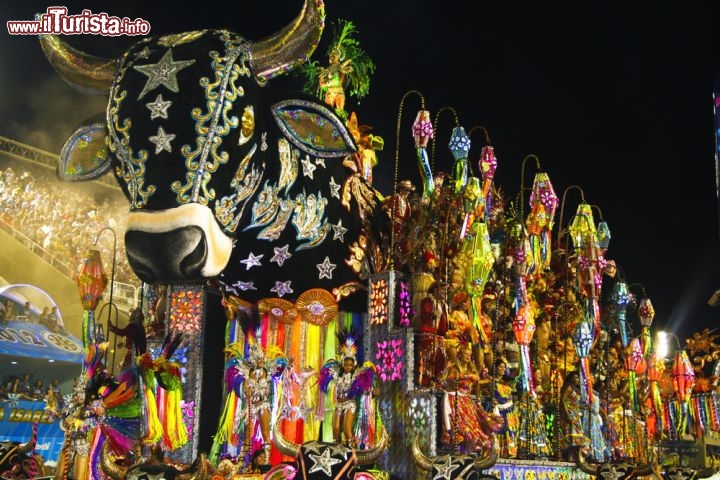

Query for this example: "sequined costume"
[493,382,519,457]
[335,371,357,415]
[560,384,588,455]
[442,373,494,452]
[514,392,551,458]
[582,391,611,462]
[246,370,272,418]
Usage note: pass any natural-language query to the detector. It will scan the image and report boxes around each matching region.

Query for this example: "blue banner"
[0,400,64,464]
[0,320,82,362]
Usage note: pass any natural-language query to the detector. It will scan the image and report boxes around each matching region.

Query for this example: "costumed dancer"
[559,371,588,462]
[442,342,502,453]
[492,357,519,457]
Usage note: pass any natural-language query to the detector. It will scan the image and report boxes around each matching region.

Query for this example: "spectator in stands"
[21,301,37,323]
[31,379,44,399]
[0,301,6,326]
[39,307,51,328]
[19,373,32,395]
[4,300,15,322]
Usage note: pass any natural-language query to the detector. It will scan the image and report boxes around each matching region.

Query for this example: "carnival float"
[25,0,720,479]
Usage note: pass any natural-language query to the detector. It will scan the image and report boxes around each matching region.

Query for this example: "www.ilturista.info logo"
[7,7,151,36]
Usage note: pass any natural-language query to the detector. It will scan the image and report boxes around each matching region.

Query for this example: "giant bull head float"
[41,0,389,310]
[577,446,658,480]
[412,435,500,480]
[271,422,388,480]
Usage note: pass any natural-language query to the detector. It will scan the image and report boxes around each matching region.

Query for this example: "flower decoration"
[397,281,412,327]
[181,399,195,435]
[170,288,202,332]
[369,277,388,325]
[375,339,403,382]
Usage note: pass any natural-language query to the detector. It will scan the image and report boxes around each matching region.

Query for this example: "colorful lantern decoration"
[526,172,558,277]
[647,353,665,439]
[76,249,108,349]
[597,220,611,252]
[611,281,631,347]
[512,303,536,395]
[448,126,471,193]
[478,146,497,216]
[625,338,646,412]
[573,320,594,402]
[638,296,655,356]
[412,110,434,198]
[568,203,597,253]
[460,221,495,334]
[671,350,695,435]
[368,270,411,329]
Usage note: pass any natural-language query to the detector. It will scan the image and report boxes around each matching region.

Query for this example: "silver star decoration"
[302,441,324,455]
[271,280,293,297]
[317,256,336,279]
[270,244,292,267]
[328,176,341,198]
[232,280,257,291]
[240,252,263,270]
[133,48,195,99]
[315,157,326,168]
[146,94,172,119]
[135,46,152,60]
[148,126,176,154]
[307,448,342,477]
[433,456,460,480]
[301,155,317,179]
[332,220,349,242]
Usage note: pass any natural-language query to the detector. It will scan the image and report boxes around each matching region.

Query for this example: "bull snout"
[126,227,207,283]
[123,204,234,284]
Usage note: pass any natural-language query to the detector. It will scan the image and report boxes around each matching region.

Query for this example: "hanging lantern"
[76,249,108,350]
[638,296,655,355]
[448,126,471,193]
[461,220,495,337]
[573,320,594,402]
[526,172,558,276]
[611,281,631,347]
[671,349,695,436]
[597,220,611,252]
[647,353,665,439]
[625,338,646,412]
[513,303,536,395]
[568,203,597,253]
[77,249,108,310]
[478,146,498,218]
[412,110,435,198]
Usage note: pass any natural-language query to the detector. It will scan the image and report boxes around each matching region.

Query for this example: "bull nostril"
[180,234,207,278]
[125,226,207,283]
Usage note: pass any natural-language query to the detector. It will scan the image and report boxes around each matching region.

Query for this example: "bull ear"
[58,113,113,181]
[271,99,356,158]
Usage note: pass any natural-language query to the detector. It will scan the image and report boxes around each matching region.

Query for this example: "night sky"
[2,1,720,339]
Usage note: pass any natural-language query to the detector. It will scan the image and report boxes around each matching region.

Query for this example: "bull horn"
[248,0,325,81]
[16,425,37,454]
[356,431,388,466]
[411,435,433,472]
[99,443,129,480]
[474,435,499,471]
[185,452,212,480]
[577,447,600,476]
[39,34,116,95]
[272,419,300,458]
